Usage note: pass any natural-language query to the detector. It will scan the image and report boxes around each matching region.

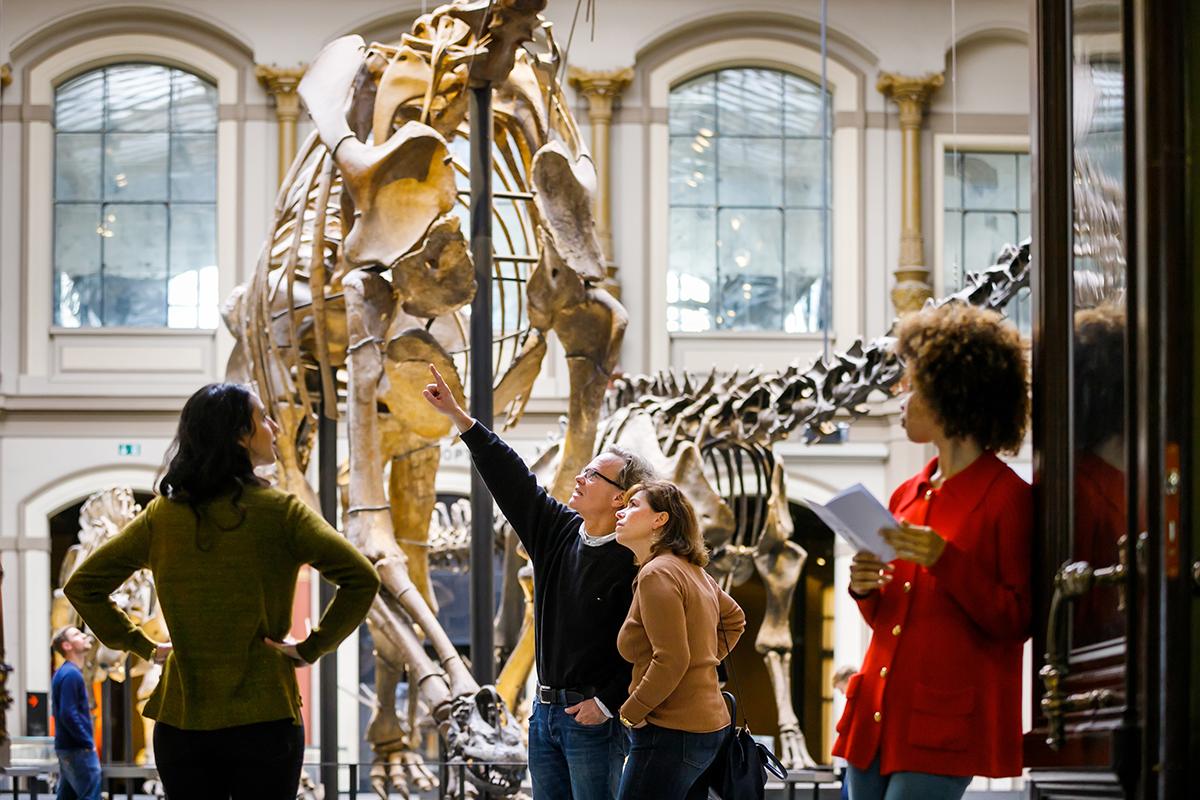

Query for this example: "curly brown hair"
[1073,304,1125,452]
[894,303,1029,454]
[623,481,709,567]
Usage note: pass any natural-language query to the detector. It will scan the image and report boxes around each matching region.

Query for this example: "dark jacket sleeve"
[57,668,95,748]
[285,496,381,664]
[64,508,158,662]
[459,422,577,561]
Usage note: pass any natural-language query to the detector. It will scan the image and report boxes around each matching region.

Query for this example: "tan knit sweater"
[617,553,746,732]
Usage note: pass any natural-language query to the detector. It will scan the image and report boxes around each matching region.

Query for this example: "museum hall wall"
[0,0,1033,772]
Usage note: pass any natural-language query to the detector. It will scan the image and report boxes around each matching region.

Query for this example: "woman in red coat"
[831,303,1032,800]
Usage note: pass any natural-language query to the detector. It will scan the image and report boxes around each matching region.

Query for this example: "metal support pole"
[468,82,496,687]
[318,400,339,800]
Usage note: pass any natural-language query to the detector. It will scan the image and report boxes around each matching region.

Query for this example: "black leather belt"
[536,685,594,705]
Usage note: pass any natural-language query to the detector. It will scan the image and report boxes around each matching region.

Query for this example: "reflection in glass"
[53,64,218,327]
[668,67,831,332]
[1069,0,1127,647]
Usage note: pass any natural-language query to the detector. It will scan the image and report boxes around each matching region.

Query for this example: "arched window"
[667,68,831,333]
[54,64,218,328]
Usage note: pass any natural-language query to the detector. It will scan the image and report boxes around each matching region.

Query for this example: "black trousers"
[154,718,305,800]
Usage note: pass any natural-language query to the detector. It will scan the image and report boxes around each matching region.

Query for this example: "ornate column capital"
[256,63,307,121]
[876,71,943,128]
[567,66,634,124]
[0,64,12,90]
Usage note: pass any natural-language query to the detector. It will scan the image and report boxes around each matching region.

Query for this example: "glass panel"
[783,209,825,332]
[785,139,825,207]
[717,137,782,207]
[106,65,171,131]
[55,134,102,201]
[716,69,782,136]
[103,203,167,326]
[783,74,828,137]
[669,136,716,206]
[171,70,218,131]
[56,71,105,131]
[669,73,716,136]
[944,151,963,210]
[667,207,716,332]
[717,208,782,330]
[963,211,1018,270]
[943,211,963,292]
[54,204,102,327]
[104,133,169,201]
[171,134,217,201]
[1017,153,1031,212]
[1070,0,1127,648]
[960,152,1018,210]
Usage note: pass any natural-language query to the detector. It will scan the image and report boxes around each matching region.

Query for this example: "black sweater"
[461,422,636,713]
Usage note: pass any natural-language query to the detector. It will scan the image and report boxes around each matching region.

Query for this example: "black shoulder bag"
[700,627,789,799]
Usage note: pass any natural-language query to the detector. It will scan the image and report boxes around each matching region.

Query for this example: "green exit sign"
[118,443,141,456]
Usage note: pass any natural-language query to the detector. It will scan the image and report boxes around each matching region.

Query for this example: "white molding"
[18,464,158,546]
[931,133,1030,297]
[21,33,240,392]
[644,37,864,373]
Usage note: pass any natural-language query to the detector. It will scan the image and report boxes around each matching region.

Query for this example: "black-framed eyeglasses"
[581,467,624,491]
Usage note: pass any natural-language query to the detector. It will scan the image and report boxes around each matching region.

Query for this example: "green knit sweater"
[64,485,380,731]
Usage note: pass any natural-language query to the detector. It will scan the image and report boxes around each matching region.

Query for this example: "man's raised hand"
[422,364,474,433]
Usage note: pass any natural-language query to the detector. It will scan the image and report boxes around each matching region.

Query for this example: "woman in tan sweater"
[613,481,746,799]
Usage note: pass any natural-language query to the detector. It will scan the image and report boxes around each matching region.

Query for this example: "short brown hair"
[624,481,709,567]
[51,626,77,657]
[894,303,1029,454]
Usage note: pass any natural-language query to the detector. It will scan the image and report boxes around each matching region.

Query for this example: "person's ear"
[653,511,669,530]
[610,491,624,508]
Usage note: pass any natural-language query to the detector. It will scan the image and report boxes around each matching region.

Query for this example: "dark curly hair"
[158,383,265,536]
[1073,304,1125,453]
[894,303,1029,454]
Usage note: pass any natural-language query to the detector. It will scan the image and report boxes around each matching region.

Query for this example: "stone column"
[256,64,307,186]
[877,72,943,314]
[568,67,634,290]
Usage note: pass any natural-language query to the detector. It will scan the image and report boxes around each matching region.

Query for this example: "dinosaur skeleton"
[222,1,623,795]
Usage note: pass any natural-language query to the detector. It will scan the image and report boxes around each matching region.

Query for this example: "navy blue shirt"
[51,661,94,750]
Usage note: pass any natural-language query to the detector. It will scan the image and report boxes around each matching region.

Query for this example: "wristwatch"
[619,714,637,728]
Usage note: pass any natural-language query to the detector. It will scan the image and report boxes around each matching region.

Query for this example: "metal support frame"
[318,400,339,799]
[468,82,496,687]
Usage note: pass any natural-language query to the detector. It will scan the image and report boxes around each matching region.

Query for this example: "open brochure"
[808,483,898,562]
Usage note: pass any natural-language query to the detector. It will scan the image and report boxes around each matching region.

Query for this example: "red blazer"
[831,452,1032,778]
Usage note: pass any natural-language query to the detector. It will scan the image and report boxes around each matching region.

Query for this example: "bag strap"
[718,624,747,729]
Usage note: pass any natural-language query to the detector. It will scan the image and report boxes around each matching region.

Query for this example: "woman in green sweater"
[65,383,380,800]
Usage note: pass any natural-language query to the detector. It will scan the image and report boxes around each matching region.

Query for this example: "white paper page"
[819,483,899,562]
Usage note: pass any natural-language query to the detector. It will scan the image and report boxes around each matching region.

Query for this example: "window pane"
[669,136,716,206]
[103,204,167,326]
[961,152,1018,210]
[171,134,217,201]
[785,139,825,207]
[944,211,963,291]
[718,137,782,207]
[1017,153,1031,211]
[944,151,963,210]
[963,211,1018,271]
[170,206,219,330]
[107,65,171,131]
[669,73,716,136]
[783,73,828,137]
[172,70,218,131]
[718,208,782,330]
[668,207,716,332]
[784,209,826,332]
[56,71,104,131]
[55,134,102,201]
[105,133,169,201]
[716,69,782,136]
[55,204,102,327]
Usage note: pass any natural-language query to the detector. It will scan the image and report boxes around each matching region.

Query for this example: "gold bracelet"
[619,714,637,728]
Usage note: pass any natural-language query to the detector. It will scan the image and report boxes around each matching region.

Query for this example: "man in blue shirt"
[50,626,102,800]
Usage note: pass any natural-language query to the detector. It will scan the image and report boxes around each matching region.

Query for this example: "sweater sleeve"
[459,422,576,561]
[286,497,381,664]
[63,510,158,662]
[620,570,690,725]
[928,482,1033,641]
[57,668,95,748]
[715,586,746,659]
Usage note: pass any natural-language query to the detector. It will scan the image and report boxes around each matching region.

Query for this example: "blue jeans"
[847,755,972,800]
[617,723,728,800]
[55,748,102,800]
[529,702,628,800]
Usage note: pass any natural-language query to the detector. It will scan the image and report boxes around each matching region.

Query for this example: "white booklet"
[808,483,898,562]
